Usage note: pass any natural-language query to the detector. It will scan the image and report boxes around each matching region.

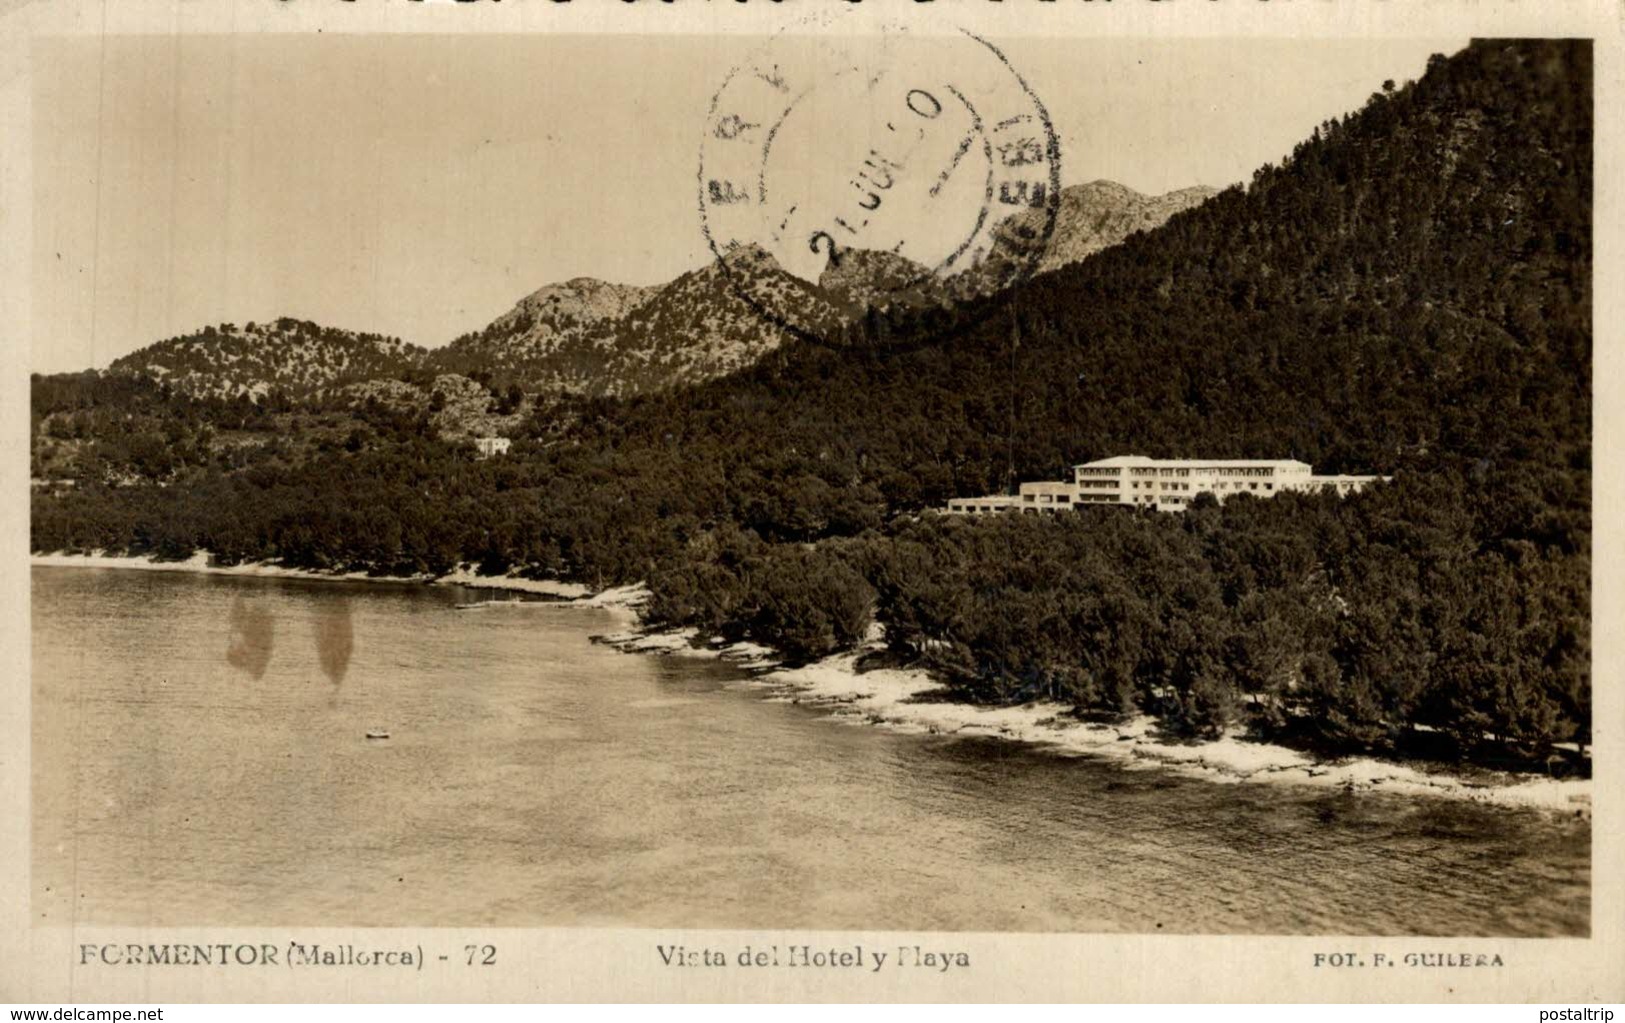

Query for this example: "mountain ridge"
[99,179,1216,402]
[428,180,1217,395]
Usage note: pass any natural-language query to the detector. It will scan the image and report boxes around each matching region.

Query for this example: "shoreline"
[31,551,1591,817]
[595,628,1592,818]
[29,550,594,598]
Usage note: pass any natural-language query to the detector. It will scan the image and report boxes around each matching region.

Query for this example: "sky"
[31,33,1466,373]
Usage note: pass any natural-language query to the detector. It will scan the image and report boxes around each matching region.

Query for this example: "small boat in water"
[365,730,390,740]
[454,602,488,610]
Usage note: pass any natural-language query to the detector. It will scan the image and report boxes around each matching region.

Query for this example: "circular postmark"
[698,15,1062,351]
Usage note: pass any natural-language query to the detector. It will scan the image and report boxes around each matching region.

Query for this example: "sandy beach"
[595,627,1593,817]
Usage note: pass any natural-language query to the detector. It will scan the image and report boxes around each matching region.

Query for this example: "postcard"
[2,0,1619,1003]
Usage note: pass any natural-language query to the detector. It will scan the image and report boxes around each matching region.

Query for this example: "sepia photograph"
[5,0,1615,1004]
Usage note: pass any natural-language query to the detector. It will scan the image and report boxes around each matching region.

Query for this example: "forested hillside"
[109,318,427,400]
[33,40,1591,766]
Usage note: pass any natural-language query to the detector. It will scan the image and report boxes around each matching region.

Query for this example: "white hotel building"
[946,456,1387,516]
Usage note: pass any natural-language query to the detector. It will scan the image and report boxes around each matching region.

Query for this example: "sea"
[30,566,1590,935]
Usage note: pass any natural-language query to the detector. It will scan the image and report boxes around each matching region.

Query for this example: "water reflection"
[314,597,354,685]
[225,595,275,679]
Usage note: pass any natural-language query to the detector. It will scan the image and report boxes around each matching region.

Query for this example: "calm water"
[32,567,1589,935]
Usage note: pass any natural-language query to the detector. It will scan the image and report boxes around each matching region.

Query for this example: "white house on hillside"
[946,455,1388,516]
[474,437,512,458]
